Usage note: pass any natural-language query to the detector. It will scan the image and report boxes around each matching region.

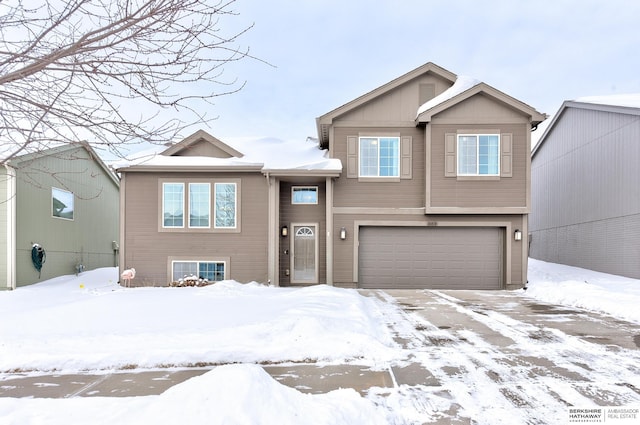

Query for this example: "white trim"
[187,182,211,229]
[456,134,500,177]
[358,136,401,178]
[161,182,185,229]
[4,165,16,289]
[51,187,75,221]
[170,259,228,282]
[291,186,318,205]
[214,182,237,229]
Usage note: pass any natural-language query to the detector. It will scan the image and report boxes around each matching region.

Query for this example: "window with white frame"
[52,187,74,220]
[214,182,236,228]
[457,134,500,176]
[162,180,238,231]
[172,261,225,282]
[162,183,184,227]
[359,136,400,177]
[189,183,210,228]
[292,186,318,204]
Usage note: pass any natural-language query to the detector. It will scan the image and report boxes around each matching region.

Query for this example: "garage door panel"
[359,226,503,290]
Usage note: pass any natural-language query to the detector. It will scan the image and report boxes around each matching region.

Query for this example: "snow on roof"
[574,93,640,109]
[116,136,342,172]
[416,75,481,117]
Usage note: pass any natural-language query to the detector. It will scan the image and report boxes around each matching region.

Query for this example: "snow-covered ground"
[0,259,638,424]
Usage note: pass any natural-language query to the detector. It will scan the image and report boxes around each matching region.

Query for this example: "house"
[117,62,545,289]
[0,143,120,289]
[530,94,640,279]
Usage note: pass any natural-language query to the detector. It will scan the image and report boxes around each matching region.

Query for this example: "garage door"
[359,226,503,289]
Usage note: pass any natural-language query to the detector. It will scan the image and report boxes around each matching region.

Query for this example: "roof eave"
[416,83,546,126]
[117,164,264,173]
[261,168,342,178]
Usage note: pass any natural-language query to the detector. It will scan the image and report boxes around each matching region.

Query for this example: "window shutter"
[347,136,358,178]
[400,136,412,179]
[444,133,456,177]
[500,133,513,177]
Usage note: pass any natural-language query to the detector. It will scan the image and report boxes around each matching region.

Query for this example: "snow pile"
[115,136,342,172]
[0,269,397,373]
[575,93,640,109]
[416,75,481,117]
[0,364,387,425]
[525,258,640,323]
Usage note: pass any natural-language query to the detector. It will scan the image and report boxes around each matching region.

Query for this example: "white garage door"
[359,226,503,289]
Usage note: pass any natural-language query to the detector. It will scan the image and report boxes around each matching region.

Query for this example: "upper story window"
[161,180,238,231]
[457,134,500,176]
[292,186,318,204]
[359,136,400,177]
[52,187,74,220]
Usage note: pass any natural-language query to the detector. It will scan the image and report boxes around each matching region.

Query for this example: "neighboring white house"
[530,94,640,279]
[1,143,120,289]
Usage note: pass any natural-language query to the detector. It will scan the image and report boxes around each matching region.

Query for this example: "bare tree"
[0,0,257,164]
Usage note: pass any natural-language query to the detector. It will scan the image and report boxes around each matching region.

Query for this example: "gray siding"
[530,106,640,278]
[14,147,120,286]
[122,171,269,286]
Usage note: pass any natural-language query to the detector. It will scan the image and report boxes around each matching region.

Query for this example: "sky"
[187,0,640,145]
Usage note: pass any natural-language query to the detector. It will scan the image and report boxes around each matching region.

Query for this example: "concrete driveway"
[367,289,640,424]
[1,289,638,424]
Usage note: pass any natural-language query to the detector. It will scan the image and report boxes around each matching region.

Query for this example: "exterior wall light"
[514,229,522,241]
[340,227,347,240]
[281,226,288,237]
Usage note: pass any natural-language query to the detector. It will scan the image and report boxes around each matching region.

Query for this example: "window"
[215,183,236,228]
[172,261,225,282]
[359,137,400,177]
[292,187,318,204]
[52,187,74,220]
[162,180,239,231]
[189,183,210,228]
[457,134,500,176]
[163,183,184,227]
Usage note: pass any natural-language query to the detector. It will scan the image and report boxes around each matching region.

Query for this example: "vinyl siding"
[122,171,268,285]
[332,126,425,208]
[530,106,640,278]
[14,147,120,286]
[430,123,529,208]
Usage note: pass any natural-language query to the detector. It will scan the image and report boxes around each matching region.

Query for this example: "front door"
[291,224,318,283]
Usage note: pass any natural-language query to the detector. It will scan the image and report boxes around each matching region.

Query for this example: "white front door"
[291,224,318,283]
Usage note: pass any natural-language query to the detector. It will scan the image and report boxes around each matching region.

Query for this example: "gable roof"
[160,129,245,158]
[315,62,457,146]
[531,95,640,158]
[415,79,546,126]
[7,142,119,187]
